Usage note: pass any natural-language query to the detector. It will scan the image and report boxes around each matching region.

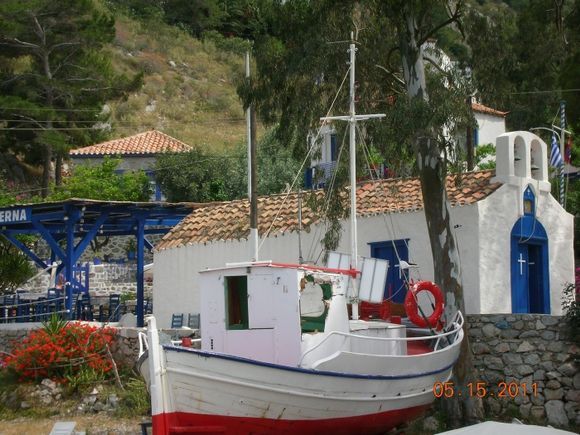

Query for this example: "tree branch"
[48,41,81,55]
[374,64,406,86]
[0,38,39,49]
[417,0,464,47]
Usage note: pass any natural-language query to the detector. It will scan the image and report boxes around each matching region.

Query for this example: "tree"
[155,130,302,203]
[0,236,35,295]
[244,0,480,425]
[385,0,483,424]
[0,0,141,197]
[49,157,151,202]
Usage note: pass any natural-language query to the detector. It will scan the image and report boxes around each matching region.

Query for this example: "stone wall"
[467,314,579,428]
[20,263,152,297]
[0,323,143,370]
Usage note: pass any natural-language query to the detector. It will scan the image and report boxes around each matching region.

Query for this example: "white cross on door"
[518,253,526,275]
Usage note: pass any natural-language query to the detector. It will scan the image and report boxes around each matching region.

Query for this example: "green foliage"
[474,143,497,170]
[0,0,141,195]
[562,280,580,345]
[41,313,68,337]
[115,377,150,417]
[465,0,578,132]
[155,129,301,202]
[0,236,35,295]
[49,157,151,201]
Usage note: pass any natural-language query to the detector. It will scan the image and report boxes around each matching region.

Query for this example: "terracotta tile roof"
[472,102,508,118]
[156,170,500,251]
[69,130,191,157]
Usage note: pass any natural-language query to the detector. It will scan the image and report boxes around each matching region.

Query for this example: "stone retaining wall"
[0,323,143,370]
[467,314,579,428]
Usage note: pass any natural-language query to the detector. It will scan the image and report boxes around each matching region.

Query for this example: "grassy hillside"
[105,14,249,151]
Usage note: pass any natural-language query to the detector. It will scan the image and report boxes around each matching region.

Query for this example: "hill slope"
[105,15,248,151]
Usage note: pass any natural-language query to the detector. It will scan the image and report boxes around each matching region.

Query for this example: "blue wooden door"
[369,240,409,303]
[511,218,549,314]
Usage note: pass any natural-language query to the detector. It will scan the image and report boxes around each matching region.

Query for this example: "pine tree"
[0,0,141,197]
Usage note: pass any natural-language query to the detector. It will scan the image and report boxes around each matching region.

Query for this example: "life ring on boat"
[404,281,444,328]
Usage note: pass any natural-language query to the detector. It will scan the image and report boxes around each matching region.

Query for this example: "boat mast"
[321,32,385,318]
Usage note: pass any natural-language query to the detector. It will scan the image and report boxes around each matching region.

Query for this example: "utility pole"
[246,50,259,261]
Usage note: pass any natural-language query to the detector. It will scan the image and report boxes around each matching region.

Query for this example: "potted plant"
[125,238,137,261]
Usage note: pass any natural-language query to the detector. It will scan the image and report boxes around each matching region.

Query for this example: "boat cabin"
[199,262,408,369]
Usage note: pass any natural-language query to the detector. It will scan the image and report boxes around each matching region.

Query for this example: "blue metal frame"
[0,199,195,326]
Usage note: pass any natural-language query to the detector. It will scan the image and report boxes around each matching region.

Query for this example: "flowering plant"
[4,318,117,382]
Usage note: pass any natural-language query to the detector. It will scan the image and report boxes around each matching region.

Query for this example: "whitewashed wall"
[153,205,484,327]
[477,183,574,315]
[475,112,506,146]
[153,186,573,325]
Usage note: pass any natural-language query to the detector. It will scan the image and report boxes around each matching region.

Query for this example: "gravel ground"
[0,415,150,435]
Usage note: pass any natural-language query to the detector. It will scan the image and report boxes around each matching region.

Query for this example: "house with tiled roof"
[470,100,508,149]
[305,100,506,189]
[151,131,574,328]
[69,130,191,200]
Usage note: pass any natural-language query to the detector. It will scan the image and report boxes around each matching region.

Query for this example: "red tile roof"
[69,130,191,157]
[472,102,508,118]
[156,170,500,251]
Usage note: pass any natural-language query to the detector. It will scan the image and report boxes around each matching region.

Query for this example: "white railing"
[299,311,464,366]
[138,331,149,358]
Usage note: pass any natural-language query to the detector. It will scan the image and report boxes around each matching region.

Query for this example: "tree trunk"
[41,144,52,198]
[55,154,63,187]
[399,5,483,427]
[466,98,474,171]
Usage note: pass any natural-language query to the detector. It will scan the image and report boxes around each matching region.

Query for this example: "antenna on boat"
[246,50,259,261]
[321,32,385,319]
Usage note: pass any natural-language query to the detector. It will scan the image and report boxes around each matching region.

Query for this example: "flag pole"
[559,100,566,207]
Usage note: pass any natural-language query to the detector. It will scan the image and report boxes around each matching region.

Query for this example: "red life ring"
[404,281,444,328]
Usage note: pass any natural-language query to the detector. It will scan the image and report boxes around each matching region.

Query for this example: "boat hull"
[152,406,430,434]
[139,345,455,434]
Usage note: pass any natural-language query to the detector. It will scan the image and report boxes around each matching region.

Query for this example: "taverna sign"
[0,207,31,224]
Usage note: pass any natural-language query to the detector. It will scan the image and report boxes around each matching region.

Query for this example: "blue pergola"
[0,198,196,327]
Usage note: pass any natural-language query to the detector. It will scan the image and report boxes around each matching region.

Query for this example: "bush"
[4,318,117,383]
[0,235,35,295]
[562,268,580,344]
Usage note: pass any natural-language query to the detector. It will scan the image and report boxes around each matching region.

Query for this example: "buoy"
[404,281,444,328]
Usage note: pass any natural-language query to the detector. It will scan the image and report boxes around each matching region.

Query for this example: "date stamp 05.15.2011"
[433,381,539,399]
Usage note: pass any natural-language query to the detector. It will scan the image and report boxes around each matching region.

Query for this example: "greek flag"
[550,134,563,167]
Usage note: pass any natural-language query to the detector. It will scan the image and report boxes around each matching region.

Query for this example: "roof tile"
[69,130,191,157]
[156,170,500,251]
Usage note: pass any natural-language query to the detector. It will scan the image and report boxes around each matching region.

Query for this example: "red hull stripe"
[152,405,430,435]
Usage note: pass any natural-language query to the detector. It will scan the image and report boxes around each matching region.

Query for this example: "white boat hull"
[139,340,461,434]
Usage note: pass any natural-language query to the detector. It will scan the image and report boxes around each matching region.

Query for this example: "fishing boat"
[137,34,465,434]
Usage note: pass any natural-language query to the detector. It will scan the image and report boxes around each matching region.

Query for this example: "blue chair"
[187,313,200,329]
[108,294,121,322]
[171,313,184,328]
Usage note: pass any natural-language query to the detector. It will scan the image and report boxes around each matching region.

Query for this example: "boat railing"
[299,311,463,365]
[138,330,149,358]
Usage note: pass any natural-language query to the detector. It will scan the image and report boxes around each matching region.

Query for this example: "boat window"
[225,276,248,330]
